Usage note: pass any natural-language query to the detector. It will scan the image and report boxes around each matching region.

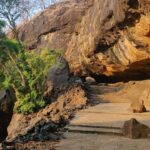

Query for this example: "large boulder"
[122,118,150,139]
[44,57,70,102]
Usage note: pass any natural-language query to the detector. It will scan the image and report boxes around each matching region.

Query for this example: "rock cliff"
[18,0,150,80]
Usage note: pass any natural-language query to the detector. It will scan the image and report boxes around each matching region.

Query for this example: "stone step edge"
[77,111,150,116]
[64,126,123,136]
[69,124,121,130]
[64,125,123,136]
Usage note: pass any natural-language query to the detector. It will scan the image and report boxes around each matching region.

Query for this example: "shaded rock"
[13,119,60,143]
[6,115,60,143]
[47,58,69,89]
[0,90,15,141]
[44,57,70,103]
[122,118,150,139]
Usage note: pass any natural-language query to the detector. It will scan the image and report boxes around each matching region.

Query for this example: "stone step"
[89,94,104,102]
[89,85,122,94]
[88,94,105,103]
[70,103,150,128]
[89,94,130,103]
[65,125,122,136]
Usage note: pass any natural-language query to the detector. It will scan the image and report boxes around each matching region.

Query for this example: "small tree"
[0,0,29,41]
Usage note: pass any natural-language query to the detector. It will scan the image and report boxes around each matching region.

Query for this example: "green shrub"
[0,20,61,114]
[14,49,61,114]
[0,39,61,114]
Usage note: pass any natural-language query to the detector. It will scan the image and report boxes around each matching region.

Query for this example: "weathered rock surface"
[66,0,150,77]
[122,118,150,139]
[44,57,70,103]
[18,0,150,79]
[7,85,87,142]
[18,0,93,51]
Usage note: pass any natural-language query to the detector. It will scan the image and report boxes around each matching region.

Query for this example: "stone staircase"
[65,83,125,135]
[88,83,124,103]
[65,103,150,136]
[57,84,150,150]
[66,125,122,136]
[64,83,150,136]
[89,84,123,95]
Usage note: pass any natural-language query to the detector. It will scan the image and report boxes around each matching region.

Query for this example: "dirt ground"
[56,132,150,150]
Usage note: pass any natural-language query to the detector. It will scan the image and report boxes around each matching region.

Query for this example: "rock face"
[66,0,150,77]
[18,0,150,80]
[122,118,150,139]
[18,0,93,51]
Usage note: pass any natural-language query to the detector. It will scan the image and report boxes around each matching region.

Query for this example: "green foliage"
[0,0,29,41]
[14,49,60,114]
[0,23,61,114]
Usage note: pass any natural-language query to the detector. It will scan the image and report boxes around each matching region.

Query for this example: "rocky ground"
[55,80,150,150]
[0,85,87,150]
[56,132,150,150]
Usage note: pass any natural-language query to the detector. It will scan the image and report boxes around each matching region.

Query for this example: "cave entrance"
[91,73,150,83]
[90,59,150,83]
